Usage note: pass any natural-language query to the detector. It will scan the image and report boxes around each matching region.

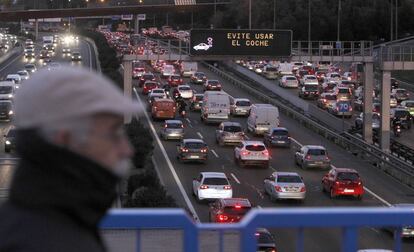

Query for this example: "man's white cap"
[14,66,141,128]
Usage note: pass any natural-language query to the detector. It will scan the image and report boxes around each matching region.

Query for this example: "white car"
[193,43,211,51]
[280,75,299,88]
[326,72,341,82]
[6,74,22,89]
[148,88,167,101]
[192,172,232,201]
[234,141,270,168]
[17,70,30,80]
[177,85,194,99]
[301,75,318,85]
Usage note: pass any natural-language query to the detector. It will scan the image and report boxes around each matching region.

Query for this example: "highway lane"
[133,63,414,251]
[0,34,94,204]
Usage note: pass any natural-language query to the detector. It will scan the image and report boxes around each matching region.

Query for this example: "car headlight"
[8,110,13,115]
[15,86,19,89]
[5,140,11,145]
[8,94,13,98]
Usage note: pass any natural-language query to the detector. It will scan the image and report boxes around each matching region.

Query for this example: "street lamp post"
[390,0,394,41]
[337,0,341,42]
[395,0,398,40]
[248,0,251,29]
[273,0,276,30]
[308,0,311,53]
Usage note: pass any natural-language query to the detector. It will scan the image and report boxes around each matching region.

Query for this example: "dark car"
[209,198,252,223]
[0,100,13,121]
[167,74,183,87]
[299,84,319,99]
[4,127,16,153]
[142,81,159,95]
[71,52,82,61]
[191,72,207,84]
[139,73,156,87]
[391,108,412,129]
[203,80,222,91]
[263,127,291,148]
[190,94,204,111]
[256,228,277,252]
[176,139,208,163]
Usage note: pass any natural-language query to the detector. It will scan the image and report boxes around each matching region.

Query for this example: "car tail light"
[262,149,269,156]
[300,186,306,192]
[224,185,232,190]
[181,147,189,152]
[241,150,250,156]
[218,214,228,222]
[305,154,311,160]
[200,185,208,189]
[181,124,184,128]
[335,181,340,185]
[164,124,168,128]
[234,205,242,209]
[357,181,362,186]
[275,186,282,192]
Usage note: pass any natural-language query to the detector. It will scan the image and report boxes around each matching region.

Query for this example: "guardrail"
[203,62,414,188]
[100,208,414,252]
[292,41,373,57]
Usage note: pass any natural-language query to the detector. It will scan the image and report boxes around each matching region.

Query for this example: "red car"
[133,67,145,79]
[203,80,222,91]
[142,81,159,95]
[167,74,183,87]
[139,73,156,87]
[322,168,364,200]
[209,198,251,223]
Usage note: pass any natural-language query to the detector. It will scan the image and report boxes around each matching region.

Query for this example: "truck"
[201,91,230,124]
[247,104,280,135]
[42,36,53,46]
[278,62,293,77]
[180,62,198,77]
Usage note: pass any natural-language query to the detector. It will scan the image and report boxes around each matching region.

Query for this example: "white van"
[0,81,15,100]
[263,65,279,80]
[161,64,175,78]
[180,61,198,77]
[247,104,280,135]
[201,91,230,123]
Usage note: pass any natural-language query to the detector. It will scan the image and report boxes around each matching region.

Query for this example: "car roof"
[178,84,190,88]
[234,98,250,102]
[242,140,265,146]
[272,171,301,177]
[221,198,251,207]
[201,172,227,178]
[0,81,14,86]
[165,120,183,124]
[270,127,288,131]
[303,145,325,150]
[333,168,358,173]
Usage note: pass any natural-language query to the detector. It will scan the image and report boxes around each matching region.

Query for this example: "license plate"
[277,141,285,143]
[315,161,323,164]
[190,155,199,158]
[344,189,354,193]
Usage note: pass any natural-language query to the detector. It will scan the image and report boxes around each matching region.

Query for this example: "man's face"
[75,114,133,175]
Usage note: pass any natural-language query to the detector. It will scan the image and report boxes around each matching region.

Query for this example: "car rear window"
[171,76,180,80]
[394,111,409,117]
[405,102,414,108]
[208,80,219,85]
[179,86,191,91]
[195,73,204,77]
[286,77,297,81]
[272,130,288,136]
[308,149,326,155]
[236,100,251,106]
[185,142,205,149]
[277,175,302,183]
[304,85,318,91]
[143,75,154,79]
[337,172,359,181]
[195,95,204,101]
[223,206,251,216]
[203,177,228,185]
[325,95,337,100]
[224,126,242,132]
[153,90,164,93]
[145,83,157,88]
[338,88,350,94]
[266,67,278,72]
[396,89,406,94]
[246,145,265,151]
[167,123,182,128]
[331,74,340,78]
[0,86,13,93]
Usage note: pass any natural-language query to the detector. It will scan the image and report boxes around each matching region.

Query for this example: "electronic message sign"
[190,29,292,57]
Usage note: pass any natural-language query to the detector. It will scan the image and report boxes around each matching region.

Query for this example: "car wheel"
[356,194,363,201]
[330,188,336,199]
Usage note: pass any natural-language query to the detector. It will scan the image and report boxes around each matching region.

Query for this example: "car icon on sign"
[193,43,212,51]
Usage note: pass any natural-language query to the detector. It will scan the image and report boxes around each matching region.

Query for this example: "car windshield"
[307,76,317,80]
[236,100,250,106]
[153,90,164,93]
[195,96,204,101]
[144,75,154,79]
[394,111,409,117]
[145,83,157,88]
[277,175,302,183]
[308,149,326,156]
[266,67,278,72]
[167,123,182,128]
[246,145,265,151]
[337,172,359,181]
[171,76,180,80]
[372,114,381,120]
[325,95,336,100]
[185,142,205,149]
[396,90,406,94]
[0,86,13,94]
[405,102,414,108]
[331,74,340,78]
[304,85,318,91]
[203,177,228,185]
[223,126,242,132]
[0,102,11,109]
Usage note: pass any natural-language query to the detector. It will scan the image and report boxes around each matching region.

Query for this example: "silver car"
[264,172,306,202]
[230,98,251,116]
[215,122,245,146]
[159,120,184,140]
[192,172,232,202]
[294,145,331,170]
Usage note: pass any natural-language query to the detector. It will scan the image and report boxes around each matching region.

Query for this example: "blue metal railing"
[100,207,414,252]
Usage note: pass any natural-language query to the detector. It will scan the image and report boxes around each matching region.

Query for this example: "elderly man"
[0,66,139,251]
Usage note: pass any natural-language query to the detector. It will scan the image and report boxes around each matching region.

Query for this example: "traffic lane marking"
[211,149,219,158]
[230,173,241,184]
[197,132,204,139]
